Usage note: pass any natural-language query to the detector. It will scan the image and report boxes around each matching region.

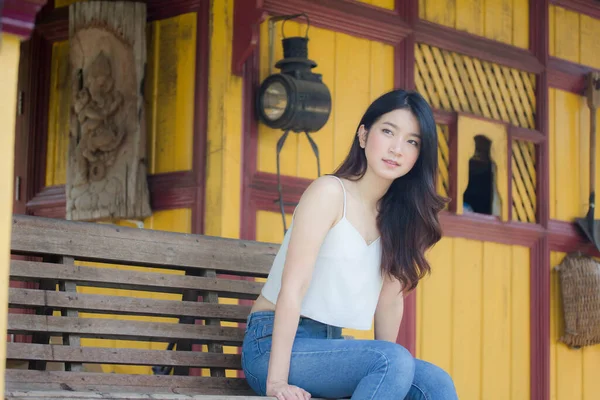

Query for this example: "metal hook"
[281,13,310,39]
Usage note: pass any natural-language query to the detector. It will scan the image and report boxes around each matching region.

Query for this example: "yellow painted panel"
[511,246,531,399]
[0,32,21,395]
[580,14,600,71]
[421,0,528,48]
[418,238,530,400]
[333,33,371,168]
[418,238,453,373]
[146,13,196,174]
[550,6,600,69]
[456,0,484,37]
[356,0,394,9]
[512,0,530,50]
[484,0,512,45]
[553,7,580,64]
[549,5,556,56]
[451,238,483,400]
[300,24,335,178]
[257,23,393,178]
[204,0,243,240]
[549,89,600,221]
[481,242,511,400]
[550,252,600,400]
[45,41,70,187]
[423,0,456,28]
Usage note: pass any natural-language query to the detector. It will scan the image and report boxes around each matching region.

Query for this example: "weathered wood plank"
[7,315,245,345]
[10,260,263,299]
[5,370,253,395]
[6,392,272,400]
[9,288,252,322]
[202,269,225,378]
[60,256,83,372]
[11,215,275,276]
[6,343,242,369]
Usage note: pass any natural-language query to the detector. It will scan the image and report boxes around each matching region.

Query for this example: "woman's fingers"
[272,385,311,400]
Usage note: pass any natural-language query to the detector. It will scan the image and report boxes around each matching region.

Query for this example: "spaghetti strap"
[329,175,347,218]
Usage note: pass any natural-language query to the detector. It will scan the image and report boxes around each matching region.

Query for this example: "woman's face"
[358,108,421,181]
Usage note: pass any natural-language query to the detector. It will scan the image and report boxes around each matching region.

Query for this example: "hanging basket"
[555,253,600,348]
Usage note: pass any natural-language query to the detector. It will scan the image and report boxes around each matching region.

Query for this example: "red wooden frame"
[1,0,48,38]
[20,0,210,235]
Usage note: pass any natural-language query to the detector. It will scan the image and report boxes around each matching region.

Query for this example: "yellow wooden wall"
[1,32,22,395]
[549,6,600,69]
[550,252,600,400]
[418,0,529,49]
[257,20,394,179]
[417,238,531,400]
[549,90,600,222]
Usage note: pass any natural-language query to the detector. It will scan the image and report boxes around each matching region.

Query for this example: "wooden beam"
[1,0,48,38]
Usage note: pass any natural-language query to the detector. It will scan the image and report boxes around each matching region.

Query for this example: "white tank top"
[261,176,384,330]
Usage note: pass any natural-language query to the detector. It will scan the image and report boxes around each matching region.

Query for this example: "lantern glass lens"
[262,81,288,121]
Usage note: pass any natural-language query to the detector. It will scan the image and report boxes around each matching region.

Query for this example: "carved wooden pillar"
[67,1,151,221]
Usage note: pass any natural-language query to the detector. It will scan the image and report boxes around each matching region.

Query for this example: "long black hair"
[334,89,447,291]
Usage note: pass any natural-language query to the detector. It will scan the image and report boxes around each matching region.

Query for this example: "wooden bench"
[6,214,282,399]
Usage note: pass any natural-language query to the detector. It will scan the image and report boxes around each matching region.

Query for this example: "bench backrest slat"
[8,314,246,345]
[11,215,277,276]
[5,370,254,396]
[10,260,263,299]
[7,343,242,370]
[9,288,252,322]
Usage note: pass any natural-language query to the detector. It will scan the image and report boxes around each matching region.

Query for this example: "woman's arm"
[266,177,343,395]
[374,275,404,342]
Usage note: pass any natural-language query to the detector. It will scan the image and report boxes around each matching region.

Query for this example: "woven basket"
[555,253,600,348]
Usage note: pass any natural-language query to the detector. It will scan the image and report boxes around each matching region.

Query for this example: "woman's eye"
[383,129,393,135]
[409,139,420,147]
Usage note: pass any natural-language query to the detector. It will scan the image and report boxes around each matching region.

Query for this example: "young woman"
[242,89,458,400]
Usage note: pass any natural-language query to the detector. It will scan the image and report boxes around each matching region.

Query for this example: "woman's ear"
[357,125,368,149]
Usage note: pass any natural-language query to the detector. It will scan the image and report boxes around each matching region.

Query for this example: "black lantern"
[257,15,332,133]
[256,14,332,233]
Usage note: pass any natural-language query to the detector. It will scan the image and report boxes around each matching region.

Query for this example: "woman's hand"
[267,380,311,400]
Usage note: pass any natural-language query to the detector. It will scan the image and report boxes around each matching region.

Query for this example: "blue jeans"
[241,311,458,399]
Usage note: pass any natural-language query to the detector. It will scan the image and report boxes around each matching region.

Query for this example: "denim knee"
[372,341,415,382]
[412,359,458,399]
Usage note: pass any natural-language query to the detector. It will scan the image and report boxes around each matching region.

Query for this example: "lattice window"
[437,124,450,201]
[415,43,536,130]
[512,140,537,223]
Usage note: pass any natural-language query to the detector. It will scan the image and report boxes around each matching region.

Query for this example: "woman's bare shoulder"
[301,175,344,204]
[294,175,344,224]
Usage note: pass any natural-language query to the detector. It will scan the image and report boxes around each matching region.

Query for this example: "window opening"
[463,135,501,216]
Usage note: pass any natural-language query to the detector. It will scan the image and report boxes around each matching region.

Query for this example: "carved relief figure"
[67,1,151,221]
[72,51,125,185]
